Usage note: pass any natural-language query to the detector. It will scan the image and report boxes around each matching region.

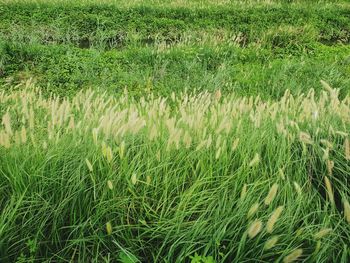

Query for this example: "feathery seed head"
[247,220,263,239]
[92,128,99,145]
[106,146,113,163]
[278,168,286,180]
[0,131,11,148]
[107,180,113,190]
[149,124,158,141]
[327,160,334,176]
[293,182,302,196]
[206,135,213,148]
[20,126,27,144]
[322,147,329,161]
[295,228,303,237]
[320,139,333,149]
[265,183,279,206]
[249,153,260,167]
[119,141,125,159]
[240,184,247,201]
[264,236,279,250]
[299,131,313,145]
[183,131,192,149]
[214,89,222,101]
[314,228,332,239]
[156,150,161,162]
[106,221,113,235]
[343,199,350,224]
[85,159,93,172]
[2,112,12,136]
[344,138,350,160]
[324,176,334,205]
[320,80,333,93]
[232,138,240,151]
[336,131,348,137]
[131,173,137,185]
[215,147,221,159]
[247,202,259,218]
[68,116,75,130]
[266,206,284,233]
[283,249,303,263]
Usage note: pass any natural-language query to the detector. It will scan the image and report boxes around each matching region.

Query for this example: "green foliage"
[0,85,350,262]
[190,253,216,263]
[118,251,139,263]
[0,1,349,98]
[0,41,349,98]
[1,2,349,47]
[14,239,38,263]
[0,0,349,262]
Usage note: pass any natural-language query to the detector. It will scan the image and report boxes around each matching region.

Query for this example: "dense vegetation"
[0,0,349,262]
[0,0,349,97]
[1,82,350,262]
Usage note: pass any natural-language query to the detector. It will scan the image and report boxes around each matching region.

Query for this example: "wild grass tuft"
[0,81,349,261]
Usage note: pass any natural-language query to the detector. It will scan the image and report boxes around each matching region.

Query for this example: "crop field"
[0,0,350,262]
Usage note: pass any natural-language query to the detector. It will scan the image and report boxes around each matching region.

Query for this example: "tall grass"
[0,80,349,262]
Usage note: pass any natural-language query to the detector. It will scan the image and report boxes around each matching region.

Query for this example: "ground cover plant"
[0,0,349,97]
[0,0,350,262]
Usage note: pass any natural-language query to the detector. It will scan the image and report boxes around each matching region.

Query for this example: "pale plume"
[247,220,262,239]
[264,236,279,250]
[232,138,239,151]
[266,206,284,233]
[106,221,113,235]
[264,183,278,206]
[85,159,93,172]
[249,153,260,167]
[324,176,334,205]
[299,132,312,145]
[2,112,12,135]
[293,182,302,196]
[283,249,303,263]
[278,168,285,180]
[344,199,350,224]
[240,184,247,201]
[119,141,125,159]
[20,126,27,144]
[314,228,332,239]
[344,138,350,160]
[107,180,113,190]
[327,160,334,176]
[131,173,137,185]
[247,202,259,218]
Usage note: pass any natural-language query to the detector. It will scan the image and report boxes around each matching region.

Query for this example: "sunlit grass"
[0,80,349,261]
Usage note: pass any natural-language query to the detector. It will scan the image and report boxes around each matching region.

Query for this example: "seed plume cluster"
[0,81,349,261]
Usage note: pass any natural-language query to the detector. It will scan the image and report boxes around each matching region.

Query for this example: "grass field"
[0,0,350,262]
